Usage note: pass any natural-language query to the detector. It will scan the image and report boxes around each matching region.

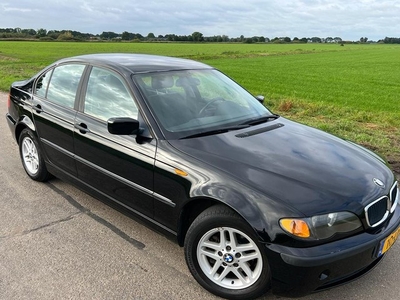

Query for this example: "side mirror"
[255,95,265,104]
[107,117,140,135]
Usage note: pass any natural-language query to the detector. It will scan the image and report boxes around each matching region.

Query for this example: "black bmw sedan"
[5,53,399,299]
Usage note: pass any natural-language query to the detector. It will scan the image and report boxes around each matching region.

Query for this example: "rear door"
[73,66,156,217]
[32,64,86,176]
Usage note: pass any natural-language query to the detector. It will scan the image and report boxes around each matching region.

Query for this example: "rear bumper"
[6,113,17,141]
[267,202,400,297]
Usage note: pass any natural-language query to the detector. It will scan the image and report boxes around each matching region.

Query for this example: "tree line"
[0,27,397,44]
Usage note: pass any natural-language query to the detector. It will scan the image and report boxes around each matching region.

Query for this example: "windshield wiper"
[239,114,280,126]
[180,124,250,139]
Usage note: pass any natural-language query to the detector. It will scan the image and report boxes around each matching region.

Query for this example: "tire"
[184,205,271,300]
[18,129,50,182]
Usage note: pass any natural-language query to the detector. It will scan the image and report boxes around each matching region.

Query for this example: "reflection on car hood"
[169,118,394,216]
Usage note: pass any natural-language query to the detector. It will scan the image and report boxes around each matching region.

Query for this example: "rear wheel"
[184,205,271,299]
[19,129,50,182]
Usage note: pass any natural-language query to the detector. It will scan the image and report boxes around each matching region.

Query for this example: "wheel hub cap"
[223,253,234,263]
[197,227,263,290]
[22,137,39,175]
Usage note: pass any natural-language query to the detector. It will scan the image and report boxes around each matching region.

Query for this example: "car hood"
[169,118,394,216]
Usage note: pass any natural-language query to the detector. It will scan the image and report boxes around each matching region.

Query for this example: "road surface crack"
[0,212,81,240]
[46,182,145,250]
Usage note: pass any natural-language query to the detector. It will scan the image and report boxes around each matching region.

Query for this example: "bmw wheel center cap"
[224,253,234,263]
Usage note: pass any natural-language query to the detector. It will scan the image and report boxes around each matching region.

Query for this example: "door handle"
[34,104,43,113]
[74,123,90,134]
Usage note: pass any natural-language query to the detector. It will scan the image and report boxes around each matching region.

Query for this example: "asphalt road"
[1,91,400,300]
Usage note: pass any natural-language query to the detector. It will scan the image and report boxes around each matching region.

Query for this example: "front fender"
[187,178,301,244]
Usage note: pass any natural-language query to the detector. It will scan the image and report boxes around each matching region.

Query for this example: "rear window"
[43,64,85,108]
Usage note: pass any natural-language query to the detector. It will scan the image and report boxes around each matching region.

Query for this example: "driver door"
[74,66,156,217]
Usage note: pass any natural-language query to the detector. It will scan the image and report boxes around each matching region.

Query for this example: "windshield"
[133,69,272,139]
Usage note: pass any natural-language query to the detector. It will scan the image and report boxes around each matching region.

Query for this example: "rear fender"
[15,115,36,144]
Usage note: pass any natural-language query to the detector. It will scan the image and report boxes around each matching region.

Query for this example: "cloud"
[1,0,399,40]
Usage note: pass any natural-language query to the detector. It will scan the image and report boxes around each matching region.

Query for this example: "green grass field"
[0,41,399,175]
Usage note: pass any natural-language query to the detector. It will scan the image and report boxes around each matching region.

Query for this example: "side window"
[46,64,85,109]
[84,67,138,121]
[34,69,53,98]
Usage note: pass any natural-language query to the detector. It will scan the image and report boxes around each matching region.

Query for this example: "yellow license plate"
[378,226,400,256]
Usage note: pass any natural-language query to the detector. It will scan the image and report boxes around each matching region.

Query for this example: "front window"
[134,69,271,139]
[84,67,138,121]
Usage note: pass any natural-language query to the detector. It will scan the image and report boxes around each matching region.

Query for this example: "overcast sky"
[1,0,399,41]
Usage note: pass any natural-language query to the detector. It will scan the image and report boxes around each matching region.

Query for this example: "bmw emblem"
[373,178,385,189]
[224,254,234,263]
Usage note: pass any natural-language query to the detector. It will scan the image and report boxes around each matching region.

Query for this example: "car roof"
[59,53,213,74]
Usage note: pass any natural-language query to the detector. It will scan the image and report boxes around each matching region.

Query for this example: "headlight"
[280,212,362,240]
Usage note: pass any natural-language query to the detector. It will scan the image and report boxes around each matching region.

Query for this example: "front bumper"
[266,201,400,297]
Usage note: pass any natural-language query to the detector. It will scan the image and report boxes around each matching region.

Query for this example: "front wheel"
[184,205,271,299]
[19,129,50,182]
